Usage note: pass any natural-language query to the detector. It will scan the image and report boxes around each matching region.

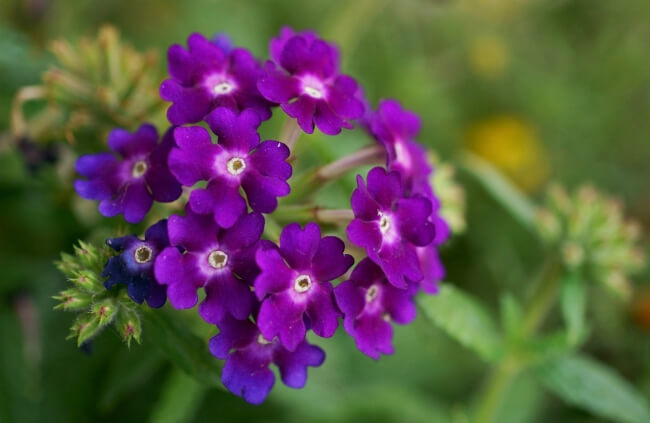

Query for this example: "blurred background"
[1,0,649,422]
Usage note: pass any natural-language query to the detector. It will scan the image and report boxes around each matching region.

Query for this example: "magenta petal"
[383,285,417,324]
[248,140,292,180]
[189,180,246,229]
[257,70,300,103]
[334,281,365,321]
[123,181,153,223]
[274,341,325,389]
[241,172,290,213]
[221,351,275,405]
[346,219,382,250]
[279,222,321,270]
[354,313,394,359]
[282,96,316,134]
[199,272,254,323]
[305,285,340,338]
[75,152,118,177]
[396,196,436,247]
[350,178,380,220]
[313,100,344,135]
[154,248,200,309]
[366,167,402,209]
[204,107,261,151]
[373,241,422,288]
[222,212,265,251]
[254,248,293,299]
[167,210,218,251]
[108,124,158,158]
[258,293,306,351]
[312,236,354,282]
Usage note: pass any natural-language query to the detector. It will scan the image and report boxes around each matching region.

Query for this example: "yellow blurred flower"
[468,34,509,79]
[465,115,550,192]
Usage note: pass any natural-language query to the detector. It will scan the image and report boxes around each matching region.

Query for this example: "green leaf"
[418,284,503,361]
[460,152,537,235]
[560,272,588,346]
[142,308,223,388]
[534,353,650,423]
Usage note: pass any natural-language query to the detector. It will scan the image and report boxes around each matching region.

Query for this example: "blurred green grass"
[1,0,649,422]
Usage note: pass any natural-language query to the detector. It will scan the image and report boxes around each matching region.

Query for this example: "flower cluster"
[537,184,646,299]
[70,26,452,404]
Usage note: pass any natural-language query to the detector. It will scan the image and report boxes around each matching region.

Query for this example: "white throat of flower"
[213,81,234,96]
[132,160,147,178]
[208,250,228,269]
[134,245,153,264]
[294,274,312,293]
[226,157,246,175]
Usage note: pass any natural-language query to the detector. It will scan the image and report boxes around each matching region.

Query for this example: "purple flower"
[74,124,182,224]
[154,207,264,323]
[254,222,354,351]
[334,258,417,359]
[257,27,365,135]
[416,246,445,295]
[346,166,436,288]
[102,219,169,308]
[168,107,292,228]
[370,99,432,195]
[160,33,272,125]
[209,314,325,405]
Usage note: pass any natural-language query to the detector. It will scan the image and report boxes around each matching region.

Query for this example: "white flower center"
[303,85,324,99]
[378,212,391,234]
[365,284,379,303]
[208,250,228,269]
[257,334,273,345]
[213,81,234,96]
[294,274,312,293]
[134,245,153,264]
[226,157,246,175]
[131,160,147,178]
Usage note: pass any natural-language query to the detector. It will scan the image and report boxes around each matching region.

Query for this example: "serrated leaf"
[560,272,587,346]
[534,354,650,423]
[142,308,223,388]
[418,284,503,361]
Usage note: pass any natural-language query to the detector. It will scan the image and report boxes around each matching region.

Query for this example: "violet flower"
[210,314,325,405]
[257,26,364,135]
[254,222,354,351]
[154,207,264,323]
[74,124,182,224]
[334,258,417,359]
[370,99,432,196]
[102,219,169,308]
[346,166,436,288]
[168,107,292,228]
[160,33,272,125]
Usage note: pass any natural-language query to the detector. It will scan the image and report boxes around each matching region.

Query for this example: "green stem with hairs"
[471,256,562,423]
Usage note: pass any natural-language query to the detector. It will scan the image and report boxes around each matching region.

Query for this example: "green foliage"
[142,308,223,388]
[534,354,650,423]
[419,284,503,361]
[55,240,143,347]
[560,272,588,346]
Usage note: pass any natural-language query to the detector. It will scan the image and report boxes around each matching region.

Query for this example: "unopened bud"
[69,313,102,346]
[116,307,142,347]
[53,288,92,311]
[91,299,118,325]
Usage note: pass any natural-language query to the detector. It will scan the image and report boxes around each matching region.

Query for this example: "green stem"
[471,256,561,423]
[279,117,301,152]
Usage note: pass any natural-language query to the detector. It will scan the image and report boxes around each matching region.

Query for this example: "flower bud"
[91,299,119,326]
[53,288,92,311]
[115,307,142,347]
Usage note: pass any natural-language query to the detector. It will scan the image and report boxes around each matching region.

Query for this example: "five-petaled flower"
[347,166,436,288]
[102,219,170,308]
[334,258,417,359]
[168,107,292,228]
[254,222,354,351]
[257,27,365,135]
[160,33,272,125]
[74,124,182,223]
[209,314,325,405]
[154,207,264,323]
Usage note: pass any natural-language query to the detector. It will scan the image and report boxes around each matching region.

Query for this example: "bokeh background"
[1,0,649,422]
